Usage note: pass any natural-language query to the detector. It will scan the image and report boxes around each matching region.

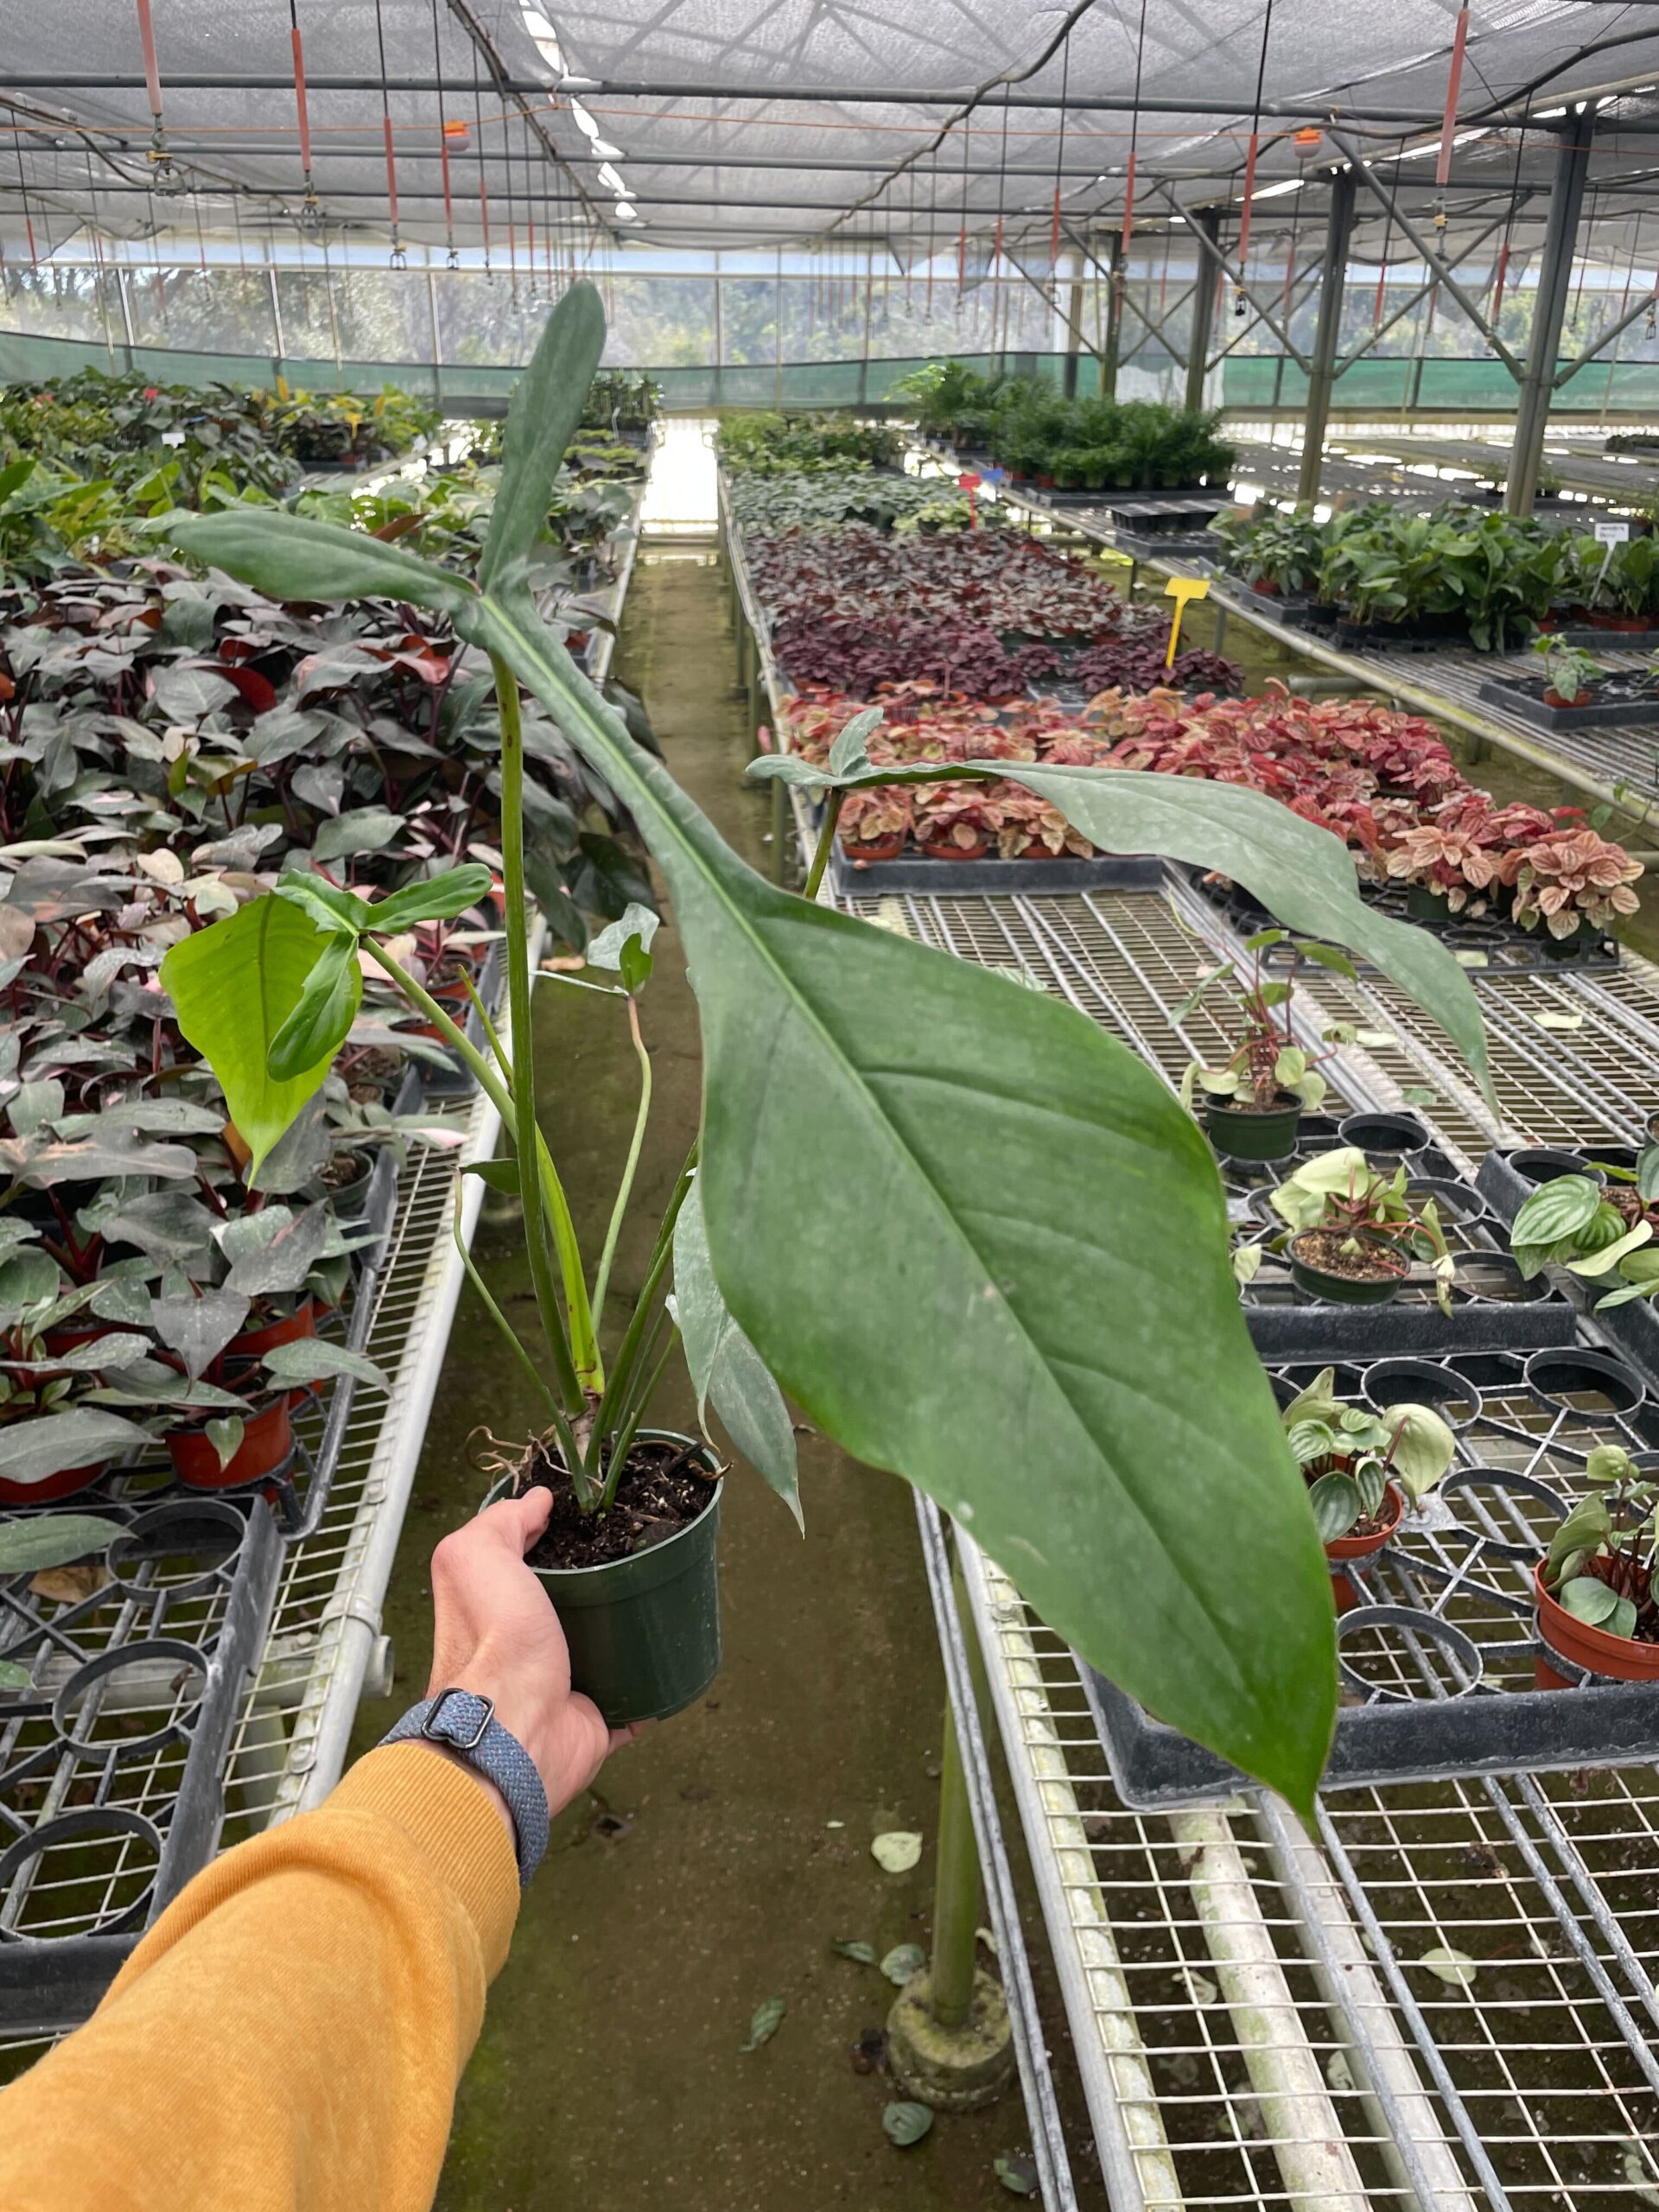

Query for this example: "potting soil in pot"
[520,1436,718,1568]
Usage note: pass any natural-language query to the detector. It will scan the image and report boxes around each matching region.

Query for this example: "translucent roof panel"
[4,1,1659,258]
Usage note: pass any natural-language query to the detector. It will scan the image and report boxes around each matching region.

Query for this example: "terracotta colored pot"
[41,1319,122,1360]
[837,835,906,866]
[1543,687,1590,709]
[1533,1558,1659,1688]
[1250,578,1282,596]
[0,1456,111,1507]
[918,833,991,863]
[168,1394,292,1490]
[1585,611,1650,632]
[228,1295,316,1363]
[1325,1482,1405,1614]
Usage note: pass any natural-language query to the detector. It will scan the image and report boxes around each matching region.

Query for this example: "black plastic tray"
[0,1496,283,2032]
[1084,1345,1659,1808]
[830,848,1164,898]
[1225,1113,1579,1358]
[1477,676,1659,732]
[1477,1146,1659,1386]
[1181,862,1619,972]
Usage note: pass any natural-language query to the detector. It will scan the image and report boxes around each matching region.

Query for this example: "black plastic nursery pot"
[485,1433,724,1726]
[1287,1230,1409,1306]
[1202,1093,1302,1162]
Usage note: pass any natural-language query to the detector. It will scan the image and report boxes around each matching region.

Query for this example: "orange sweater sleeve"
[0,1743,521,2212]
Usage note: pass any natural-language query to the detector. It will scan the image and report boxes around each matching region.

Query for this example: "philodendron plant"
[156,283,1496,1815]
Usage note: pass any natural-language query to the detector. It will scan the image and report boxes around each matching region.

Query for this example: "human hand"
[424,1489,631,1822]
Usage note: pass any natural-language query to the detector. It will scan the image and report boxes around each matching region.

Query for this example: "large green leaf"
[995,765,1491,1103]
[671,1180,802,1531]
[161,897,358,1175]
[478,282,607,593]
[0,1409,149,1488]
[168,507,478,613]
[468,585,1337,1813]
[0,1515,125,1576]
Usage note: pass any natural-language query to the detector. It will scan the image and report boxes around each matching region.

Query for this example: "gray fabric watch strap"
[380,1689,550,1887]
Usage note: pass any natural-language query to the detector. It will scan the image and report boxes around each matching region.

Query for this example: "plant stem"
[927,1688,982,2031]
[450,1210,588,1498]
[361,936,582,1410]
[803,788,846,901]
[591,993,652,1332]
[491,651,595,1414]
[467,970,601,1391]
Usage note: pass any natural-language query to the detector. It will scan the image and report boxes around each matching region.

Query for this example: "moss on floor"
[350,549,1086,2211]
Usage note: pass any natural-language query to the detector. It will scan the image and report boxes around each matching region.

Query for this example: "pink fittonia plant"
[837,787,914,851]
[1505,826,1643,938]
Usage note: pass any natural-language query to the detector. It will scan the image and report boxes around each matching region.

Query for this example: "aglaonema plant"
[158,282,1495,1816]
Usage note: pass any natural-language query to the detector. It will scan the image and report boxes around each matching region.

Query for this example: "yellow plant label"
[1163,575,1211,665]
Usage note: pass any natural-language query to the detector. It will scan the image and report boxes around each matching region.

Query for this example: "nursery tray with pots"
[827,842,1164,898]
[1477,669,1659,733]
[1476,1144,1659,1388]
[417,939,506,1099]
[1226,1115,1580,1358]
[1082,1346,1659,1808]
[0,1493,282,2033]
[1182,862,1620,972]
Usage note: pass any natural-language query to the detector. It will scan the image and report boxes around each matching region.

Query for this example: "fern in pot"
[156,284,1497,1808]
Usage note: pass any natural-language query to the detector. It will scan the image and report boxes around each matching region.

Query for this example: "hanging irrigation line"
[1234,0,1277,315]
[285,0,319,223]
[133,0,179,191]
[1050,26,1071,275]
[371,0,403,264]
[472,46,491,273]
[1117,0,1149,342]
[818,0,1103,246]
[429,0,457,267]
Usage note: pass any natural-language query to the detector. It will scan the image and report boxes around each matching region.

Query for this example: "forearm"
[0,1745,519,2212]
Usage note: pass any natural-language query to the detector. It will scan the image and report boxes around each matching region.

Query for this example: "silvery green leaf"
[152,1289,251,1381]
[0,1515,124,1576]
[672,1182,800,1529]
[882,2102,934,2148]
[585,900,660,971]
[260,1339,389,1392]
[0,1408,148,1486]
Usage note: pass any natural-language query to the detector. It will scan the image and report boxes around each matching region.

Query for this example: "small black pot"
[484,1431,724,1726]
[1287,1230,1410,1306]
[1203,1094,1303,1162]
[1404,883,1454,925]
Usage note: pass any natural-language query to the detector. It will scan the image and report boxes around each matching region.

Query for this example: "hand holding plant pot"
[1536,1446,1659,1683]
[1175,931,1351,1161]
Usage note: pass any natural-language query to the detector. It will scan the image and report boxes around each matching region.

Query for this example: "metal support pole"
[711,261,722,408]
[1296,168,1357,505]
[1507,118,1593,513]
[1185,212,1220,413]
[266,264,285,367]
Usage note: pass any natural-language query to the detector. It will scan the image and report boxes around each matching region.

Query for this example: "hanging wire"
[372,0,404,265]
[286,0,321,228]
[1489,123,1526,345]
[1372,195,1394,330]
[1432,3,1471,235]
[992,86,1010,365]
[14,136,38,264]
[429,0,458,268]
[522,114,537,305]
[1118,0,1149,345]
[1050,27,1070,276]
[473,48,492,276]
[1234,0,1276,315]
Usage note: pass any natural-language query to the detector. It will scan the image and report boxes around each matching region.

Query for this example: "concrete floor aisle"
[351,547,1077,2211]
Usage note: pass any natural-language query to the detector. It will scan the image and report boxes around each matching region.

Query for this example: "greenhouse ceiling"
[6,1,1659,267]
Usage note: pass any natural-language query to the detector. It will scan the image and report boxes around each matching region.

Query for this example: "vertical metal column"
[1184,211,1220,413]
[1506,116,1592,514]
[1295,168,1357,505]
[711,257,722,409]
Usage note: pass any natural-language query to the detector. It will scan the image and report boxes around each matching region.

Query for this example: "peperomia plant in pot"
[1173,931,1350,1162]
[1263,1147,1455,1308]
[155,283,1496,1809]
[1278,1366,1456,1606]
[1535,1446,1659,1686]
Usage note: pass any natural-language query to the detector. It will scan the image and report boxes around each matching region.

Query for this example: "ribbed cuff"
[333,1743,521,1975]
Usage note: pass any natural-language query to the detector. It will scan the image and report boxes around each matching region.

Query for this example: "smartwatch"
[381,1688,550,1886]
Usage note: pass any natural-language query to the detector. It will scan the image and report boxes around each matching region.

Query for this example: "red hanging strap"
[1236,132,1260,275]
[382,113,399,232]
[135,0,163,119]
[1121,148,1137,257]
[1435,5,1471,194]
[1491,240,1510,321]
[439,129,454,239]
[291,24,313,176]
